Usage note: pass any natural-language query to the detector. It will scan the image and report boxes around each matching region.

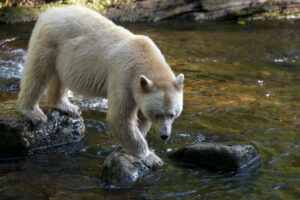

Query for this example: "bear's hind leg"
[17,45,56,124]
[46,75,80,118]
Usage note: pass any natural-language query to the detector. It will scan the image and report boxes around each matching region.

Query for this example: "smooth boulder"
[101,152,150,188]
[167,143,259,172]
[0,100,85,157]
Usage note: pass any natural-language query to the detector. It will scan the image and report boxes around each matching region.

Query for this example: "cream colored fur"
[17,6,184,168]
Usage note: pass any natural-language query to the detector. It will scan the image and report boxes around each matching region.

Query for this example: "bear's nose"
[160,135,169,140]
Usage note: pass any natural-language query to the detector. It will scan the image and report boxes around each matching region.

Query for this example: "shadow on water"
[0,20,300,199]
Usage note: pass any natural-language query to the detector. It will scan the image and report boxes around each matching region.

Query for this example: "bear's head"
[137,74,184,141]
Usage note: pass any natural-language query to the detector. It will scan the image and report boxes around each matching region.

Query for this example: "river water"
[0,21,299,200]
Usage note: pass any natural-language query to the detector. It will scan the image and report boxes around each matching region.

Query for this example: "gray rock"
[103,0,300,21]
[101,152,150,188]
[0,100,85,157]
[167,143,259,172]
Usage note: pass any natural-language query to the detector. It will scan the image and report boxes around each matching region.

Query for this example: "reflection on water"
[0,21,300,199]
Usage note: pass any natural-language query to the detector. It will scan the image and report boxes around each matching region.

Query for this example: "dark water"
[0,21,299,200]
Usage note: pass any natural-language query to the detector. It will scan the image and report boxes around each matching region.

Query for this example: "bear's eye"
[155,114,161,119]
[169,114,174,118]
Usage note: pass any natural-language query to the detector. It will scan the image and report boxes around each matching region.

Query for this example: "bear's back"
[36,6,133,44]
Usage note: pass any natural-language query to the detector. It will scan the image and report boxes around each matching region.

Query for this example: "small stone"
[167,143,259,172]
[101,152,150,188]
[0,100,85,156]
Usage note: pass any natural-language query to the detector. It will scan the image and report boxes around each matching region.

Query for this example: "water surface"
[0,20,299,199]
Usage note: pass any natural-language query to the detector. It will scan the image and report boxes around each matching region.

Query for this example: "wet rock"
[67,91,108,112]
[101,152,150,188]
[0,77,19,94]
[0,100,85,157]
[167,143,259,172]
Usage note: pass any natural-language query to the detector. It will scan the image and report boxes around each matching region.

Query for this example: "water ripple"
[0,38,26,79]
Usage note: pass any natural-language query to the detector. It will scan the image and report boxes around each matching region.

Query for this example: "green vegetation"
[0,6,41,23]
[0,0,129,8]
[0,0,132,23]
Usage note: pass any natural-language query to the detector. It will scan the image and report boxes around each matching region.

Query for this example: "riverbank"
[0,2,102,24]
[0,0,300,23]
[1,19,300,200]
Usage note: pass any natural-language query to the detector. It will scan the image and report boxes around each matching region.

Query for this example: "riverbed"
[0,21,299,199]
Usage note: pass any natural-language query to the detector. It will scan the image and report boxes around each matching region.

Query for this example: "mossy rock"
[0,100,85,157]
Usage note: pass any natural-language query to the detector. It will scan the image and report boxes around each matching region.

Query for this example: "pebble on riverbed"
[101,152,150,188]
[0,100,85,157]
[167,143,259,172]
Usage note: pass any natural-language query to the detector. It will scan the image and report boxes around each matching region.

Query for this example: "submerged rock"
[167,143,259,172]
[101,152,150,188]
[0,77,19,95]
[0,100,85,157]
[67,91,108,112]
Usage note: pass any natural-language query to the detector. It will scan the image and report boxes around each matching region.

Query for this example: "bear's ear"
[140,75,153,92]
[174,73,184,91]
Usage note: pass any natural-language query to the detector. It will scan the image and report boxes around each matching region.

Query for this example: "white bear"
[17,6,184,168]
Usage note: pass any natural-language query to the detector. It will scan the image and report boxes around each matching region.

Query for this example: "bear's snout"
[158,124,171,141]
[160,135,169,140]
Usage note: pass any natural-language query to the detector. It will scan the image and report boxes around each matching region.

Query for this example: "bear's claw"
[143,151,163,169]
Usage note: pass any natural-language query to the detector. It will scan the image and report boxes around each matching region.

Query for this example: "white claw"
[143,151,163,169]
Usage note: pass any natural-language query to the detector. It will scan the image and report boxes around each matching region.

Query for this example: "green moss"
[82,110,106,120]
[0,0,134,23]
[0,2,68,23]
[0,7,39,23]
[0,128,27,156]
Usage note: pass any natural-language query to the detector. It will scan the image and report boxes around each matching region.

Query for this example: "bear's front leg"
[137,109,151,138]
[107,106,163,169]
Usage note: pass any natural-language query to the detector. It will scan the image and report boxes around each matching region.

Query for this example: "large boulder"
[0,100,85,157]
[167,143,259,172]
[101,152,150,188]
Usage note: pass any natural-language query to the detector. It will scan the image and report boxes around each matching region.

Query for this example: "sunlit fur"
[136,86,183,139]
[17,6,184,168]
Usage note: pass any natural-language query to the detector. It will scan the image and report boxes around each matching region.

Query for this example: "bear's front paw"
[143,151,163,169]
